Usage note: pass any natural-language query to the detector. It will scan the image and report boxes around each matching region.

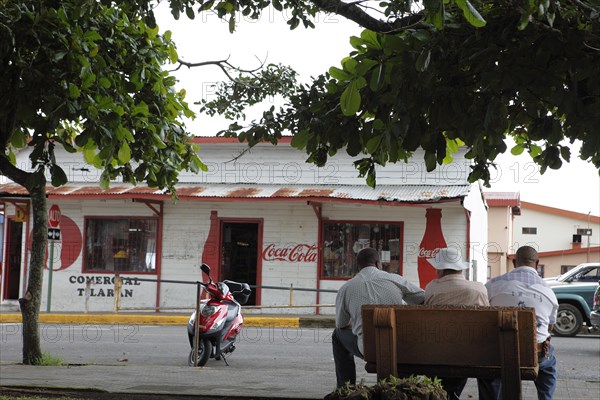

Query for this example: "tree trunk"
[19,176,48,364]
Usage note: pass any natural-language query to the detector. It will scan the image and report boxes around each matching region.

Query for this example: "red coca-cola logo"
[418,248,442,258]
[262,243,318,263]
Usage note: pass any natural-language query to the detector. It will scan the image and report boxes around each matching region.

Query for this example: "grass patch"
[38,352,66,366]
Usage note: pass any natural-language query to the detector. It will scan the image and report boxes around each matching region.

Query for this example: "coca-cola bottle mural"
[417,208,448,288]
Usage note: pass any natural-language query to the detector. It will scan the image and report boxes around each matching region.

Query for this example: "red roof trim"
[484,192,520,207]
[520,201,600,223]
[191,136,292,144]
[507,246,600,259]
[486,199,520,207]
[44,192,460,207]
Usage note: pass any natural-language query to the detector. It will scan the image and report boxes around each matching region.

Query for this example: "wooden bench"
[362,305,539,400]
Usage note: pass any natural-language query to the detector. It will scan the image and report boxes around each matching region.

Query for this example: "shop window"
[522,227,537,235]
[84,218,158,273]
[536,264,545,278]
[322,221,402,279]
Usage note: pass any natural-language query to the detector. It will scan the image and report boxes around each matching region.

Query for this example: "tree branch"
[175,57,267,82]
[0,155,33,189]
[309,0,425,32]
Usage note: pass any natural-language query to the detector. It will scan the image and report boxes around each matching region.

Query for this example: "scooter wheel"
[188,339,212,367]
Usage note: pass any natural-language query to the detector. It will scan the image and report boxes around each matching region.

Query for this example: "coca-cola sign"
[418,248,442,258]
[262,243,318,263]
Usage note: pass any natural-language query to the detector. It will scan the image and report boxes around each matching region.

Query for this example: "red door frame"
[218,217,263,305]
[3,217,23,300]
[201,211,263,305]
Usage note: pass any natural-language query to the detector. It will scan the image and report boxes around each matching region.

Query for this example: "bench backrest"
[362,305,539,399]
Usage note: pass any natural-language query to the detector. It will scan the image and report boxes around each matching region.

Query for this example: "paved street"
[1,323,599,399]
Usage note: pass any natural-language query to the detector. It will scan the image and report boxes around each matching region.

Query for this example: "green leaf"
[340,80,362,116]
[228,16,236,33]
[329,66,352,81]
[193,156,208,172]
[132,101,149,116]
[425,0,445,30]
[84,30,102,42]
[117,142,131,163]
[370,64,384,92]
[366,135,383,153]
[168,45,178,64]
[511,144,525,155]
[425,151,437,172]
[151,132,167,149]
[366,172,376,188]
[291,130,311,149]
[185,6,195,20]
[360,30,382,50]
[560,146,571,162]
[81,71,96,89]
[455,0,486,27]
[446,138,459,153]
[98,77,111,89]
[442,151,454,164]
[530,144,542,157]
[349,36,364,50]
[10,129,27,148]
[342,58,358,74]
[83,147,97,165]
[100,171,110,190]
[50,165,68,186]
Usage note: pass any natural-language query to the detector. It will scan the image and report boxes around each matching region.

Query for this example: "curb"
[0,313,336,328]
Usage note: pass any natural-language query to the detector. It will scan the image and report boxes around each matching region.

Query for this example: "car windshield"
[562,266,600,282]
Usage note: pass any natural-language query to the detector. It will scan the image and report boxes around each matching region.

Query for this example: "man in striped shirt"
[478,245,559,400]
[332,247,425,388]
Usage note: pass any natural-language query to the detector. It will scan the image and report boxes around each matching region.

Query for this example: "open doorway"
[3,219,23,300]
[220,222,259,305]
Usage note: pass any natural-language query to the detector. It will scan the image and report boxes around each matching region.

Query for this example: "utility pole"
[587,211,591,263]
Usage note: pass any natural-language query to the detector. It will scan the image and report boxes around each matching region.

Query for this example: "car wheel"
[554,304,583,337]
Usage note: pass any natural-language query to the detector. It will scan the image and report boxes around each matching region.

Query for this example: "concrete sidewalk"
[1,361,598,399]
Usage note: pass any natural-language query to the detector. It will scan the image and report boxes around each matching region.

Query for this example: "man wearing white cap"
[424,247,489,400]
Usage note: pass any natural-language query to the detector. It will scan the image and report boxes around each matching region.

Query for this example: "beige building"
[484,192,521,278]
[484,192,600,279]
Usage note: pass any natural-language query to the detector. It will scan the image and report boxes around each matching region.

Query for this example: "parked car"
[548,263,600,337]
[590,282,600,333]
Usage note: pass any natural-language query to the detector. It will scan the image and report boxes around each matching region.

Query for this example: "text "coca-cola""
[262,243,318,263]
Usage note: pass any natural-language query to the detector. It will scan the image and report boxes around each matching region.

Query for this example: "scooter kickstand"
[222,353,230,366]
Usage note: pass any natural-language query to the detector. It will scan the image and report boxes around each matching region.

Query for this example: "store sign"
[15,206,28,222]
[68,275,141,297]
[262,243,318,263]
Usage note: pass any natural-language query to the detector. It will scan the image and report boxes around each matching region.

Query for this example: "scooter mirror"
[200,263,211,275]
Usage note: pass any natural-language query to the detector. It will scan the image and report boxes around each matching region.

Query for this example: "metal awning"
[0,183,471,205]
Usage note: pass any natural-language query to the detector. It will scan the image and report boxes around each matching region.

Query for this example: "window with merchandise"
[83,217,158,273]
[321,220,403,279]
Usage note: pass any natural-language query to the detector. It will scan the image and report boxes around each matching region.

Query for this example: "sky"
[155,5,600,216]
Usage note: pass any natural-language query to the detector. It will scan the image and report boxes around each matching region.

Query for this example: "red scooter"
[187,263,251,366]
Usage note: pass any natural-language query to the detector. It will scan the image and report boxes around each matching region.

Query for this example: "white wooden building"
[0,138,487,313]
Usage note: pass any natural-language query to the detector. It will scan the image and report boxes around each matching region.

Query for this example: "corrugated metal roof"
[0,183,471,204]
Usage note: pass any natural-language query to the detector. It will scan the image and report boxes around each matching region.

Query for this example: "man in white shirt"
[478,246,559,400]
[424,247,489,399]
[332,247,425,388]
